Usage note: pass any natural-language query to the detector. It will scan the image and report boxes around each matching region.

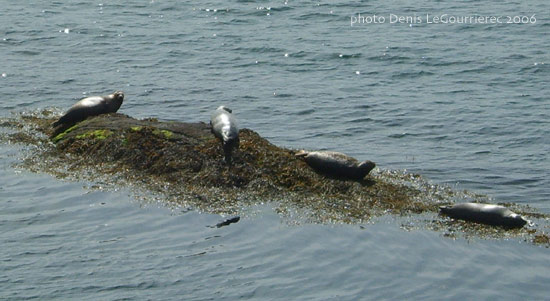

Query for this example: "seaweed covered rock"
[2,111,550,245]
[16,113,437,221]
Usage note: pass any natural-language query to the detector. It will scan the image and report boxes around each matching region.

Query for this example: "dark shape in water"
[439,202,528,228]
[295,150,376,181]
[215,216,240,228]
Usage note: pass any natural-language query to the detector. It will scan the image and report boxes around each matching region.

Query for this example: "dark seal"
[439,202,528,228]
[295,150,376,180]
[210,106,239,165]
[52,91,124,135]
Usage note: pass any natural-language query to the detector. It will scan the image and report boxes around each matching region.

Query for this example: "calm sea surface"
[1,1,549,300]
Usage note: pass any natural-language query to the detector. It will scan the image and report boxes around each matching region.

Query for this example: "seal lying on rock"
[295,150,376,180]
[210,106,239,165]
[52,91,124,132]
[439,202,528,228]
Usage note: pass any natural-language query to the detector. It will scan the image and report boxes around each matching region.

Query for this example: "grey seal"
[439,202,528,228]
[295,150,376,180]
[53,91,124,129]
[210,106,239,165]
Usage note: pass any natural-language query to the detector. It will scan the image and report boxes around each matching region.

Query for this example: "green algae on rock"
[52,124,79,143]
[75,129,112,140]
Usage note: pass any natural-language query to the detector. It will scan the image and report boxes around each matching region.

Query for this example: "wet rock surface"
[1,110,549,246]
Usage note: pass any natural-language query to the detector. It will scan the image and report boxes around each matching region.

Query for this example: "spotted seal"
[210,106,239,165]
[295,150,376,180]
[52,91,124,131]
[439,202,528,228]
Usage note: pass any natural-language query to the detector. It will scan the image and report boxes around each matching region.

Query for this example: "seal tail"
[222,137,239,166]
[295,150,308,158]
[50,124,66,139]
[223,149,232,166]
[439,205,452,215]
[50,121,76,140]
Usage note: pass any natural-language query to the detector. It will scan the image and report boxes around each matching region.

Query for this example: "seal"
[210,106,239,165]
[439,202,528,228]
[295,150,376,180]
[53,91,124,130]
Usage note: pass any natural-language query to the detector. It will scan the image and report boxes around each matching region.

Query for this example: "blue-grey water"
[1,1,549,300]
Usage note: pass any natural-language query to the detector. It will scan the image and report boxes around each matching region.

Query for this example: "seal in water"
[439,202,528,228]
[295,150,376,180]
[52,91,124,132]
[210,106,239,164]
